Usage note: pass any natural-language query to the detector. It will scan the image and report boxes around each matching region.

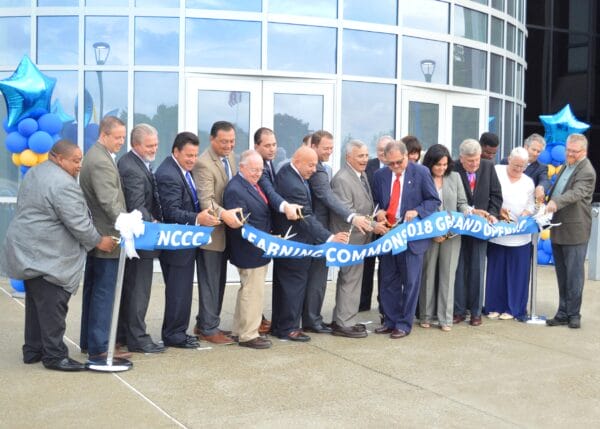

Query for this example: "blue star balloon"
[0,55,56,128]
[539,104,590,146]
[51,99,75,124]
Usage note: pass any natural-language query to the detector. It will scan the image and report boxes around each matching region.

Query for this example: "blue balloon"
[10,278,25,293]
[538,149,552,165]
[537,239,544,251]
[85,122,99,140]
[537,250,551,265]
[551,145,566,163]
[52,133,61,142]
[61,121,78,143]
[38,112,63,135]
[17,117,39,137]
[539,104,590,145]
[20,165,30,176]
[542,239,553,254]
[5,131,28,153]
[2,117,17,133]
[28,130,54,154]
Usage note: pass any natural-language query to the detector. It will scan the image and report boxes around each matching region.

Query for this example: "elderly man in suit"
[453,138,503,326]
[116,124,165,354]
[545,133,596,329]
[304,130,372,334]
[192,120,243,345]
[1,140,114,371]
[271,146,349,341]
[155,132,221,348]
[223,150,273,349]
[372,140,440,339]
[79,116,131,361]
[329,140,388,338]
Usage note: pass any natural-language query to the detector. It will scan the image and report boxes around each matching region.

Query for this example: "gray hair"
[131,123,158,146]
[384,140,407,157]
[567,133,588,150]
[459,138,482,157]
[509,147,529,162]
[524,133,546,150]
[345,139,367,156]
[239,149,262,166]
[376,135,395,150]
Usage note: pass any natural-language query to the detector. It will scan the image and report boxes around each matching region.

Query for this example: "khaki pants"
[233,265,268,342]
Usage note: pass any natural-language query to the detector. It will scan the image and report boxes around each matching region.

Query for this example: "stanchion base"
[526,315,547,325]
[86,357,133,372]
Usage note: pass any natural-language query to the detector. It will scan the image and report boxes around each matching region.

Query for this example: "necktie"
[360,174,370,195]
[386,173,401,225]
[222,157,231,181]
[185,171,200,211]
[467,172,476,192]
[267,160,274,182]
[254,184,268,204]
[303,179,312,199]
[148,164,163,221]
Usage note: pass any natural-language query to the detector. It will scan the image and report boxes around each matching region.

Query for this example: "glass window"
[344,0,396,25]
[506,23,516,53]
[136,0,179,6]
[402,0,449,34]
[489,97,503,142]
[492,0,504,11]
[490,54,503,94]
[515,105,522,150]
[516,63,523,100]
[505,58,515,96]
[134,72,178,165]
[341,81,395,155]
[402,37,448,84]
[453,45,486,90]
[507,0,516,17]
[135,17,179,66]
[452,106,480,157]
[84,71,128,155]
[186,0,261,12]
[517,30,523,56]
[504,101,514,152]
[471,0,487,4]
[0,74,20,205]
[186,19,261,69]
[86,0,128,5]
[491,17,504,48]
[409,101,439,150]
[526,0,548,26]
[454,6,487,43]
[343,30,396,78]
[567,34,589,73]
[268,23,336,74]
[269,0,336,18]
[0,0,29,5]
[38,0,77,5]
[0,17,29,66]
[37,16,78,65]
[85,16,128,66]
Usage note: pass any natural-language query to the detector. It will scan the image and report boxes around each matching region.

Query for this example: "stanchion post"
[527,232,546,324]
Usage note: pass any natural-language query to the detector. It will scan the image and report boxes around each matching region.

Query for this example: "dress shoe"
[304,324,333,334]
[259,319,271,335]
[198,331,235,345]
[390,329,408,339]
[374,326,393,334]
[453,314,466,324]
[89,349,133,360]
[469,316,482,326]
[353,324,367,332]
[130,342,166,354]
[44,357,86,372]
[331,324,367,338]
[164,335,200,349]
[568,318,581,329]
[239,337,272,349]
[23,354,42,364]
[546,317,569,327]
[282,330,311,342]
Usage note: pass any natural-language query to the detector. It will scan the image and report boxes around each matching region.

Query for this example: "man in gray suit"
[79,116,130,360]
[1,140,114,371]
[545,133,596,329]
[329,140,388,338]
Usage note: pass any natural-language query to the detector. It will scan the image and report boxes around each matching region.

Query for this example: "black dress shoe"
[239,337,272,349]
[374,326,393,334]
[130,342,166,354]
[23,354,42,364]
[43,357,86,372]
[164,335,200,349]
[546,317,569,327]
[568,318,581,329]
[282,330,311,342]
[304,324,332,334]
[331,324,368,338]
[390,329,408,339]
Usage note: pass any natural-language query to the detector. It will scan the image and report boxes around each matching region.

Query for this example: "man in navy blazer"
[223,150,273,349]
[154,132,220,349]
[372,140,440,338]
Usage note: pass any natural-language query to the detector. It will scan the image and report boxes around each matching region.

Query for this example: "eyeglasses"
[509,164,526,170]
[387,158,405,167]
[566,148,584,154]
[247,167,264,174]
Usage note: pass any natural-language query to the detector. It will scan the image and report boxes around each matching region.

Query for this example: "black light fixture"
[93,41,110,65]
[420,59,436,83]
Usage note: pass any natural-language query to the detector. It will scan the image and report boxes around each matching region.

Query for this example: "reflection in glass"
[341,81,395,156]
[504,101,514,152]
[85,0,127,5]
[453,45,486,90]
[492,0,504,11]
[505,58,515,97]
[344,0,396,25]
[491,17,504,48]
[0,0,28,5]
[452,106,479,158]
[186,19,261,69]
[0,17,29,66]
[0,86,19,200]
[409,102,439,151]
[516,64,523,100]
[135,17,179,66]
[43,70,78,140]
[507,0,516,17]
[402,0,449,34]
[197,90,250,155]
[515,105,522,153]
[37,16,78,65]
[343,30,396,78]
[85,16,128,65]
[268,23,336,74]
[506,23,516,53]
[38,0,77,5]
[269,0,336,18]
[186,0,261,11]
[135,0,179,6]
[455,6,487,43]
[517,30,523,56]
[273,93,323,171]
[490,54,503,94]
[489,98,503,144]
[402,37,448,84]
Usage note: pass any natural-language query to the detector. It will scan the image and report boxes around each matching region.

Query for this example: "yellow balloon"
[37,152,49,163]
[555,165,562,175]
[20,149,39,167]
[11,153,21,166]
[547,165,555,178]
[540,229,551,240]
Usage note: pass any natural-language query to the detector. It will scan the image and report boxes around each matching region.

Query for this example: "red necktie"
[386,173,401,224]
[255,184,268,204]
[468,172,476,192]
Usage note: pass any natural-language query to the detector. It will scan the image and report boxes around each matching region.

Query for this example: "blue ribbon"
[133,222,213,250]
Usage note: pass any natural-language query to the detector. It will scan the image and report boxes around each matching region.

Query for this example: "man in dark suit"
[116,124,165,354]
[372,140,440,339]
[453,138,503,326]
[271,146,348,341]
[545,133,596,329]
[223,150,273,349]
[479,132,500,162]
[154,132,220,349]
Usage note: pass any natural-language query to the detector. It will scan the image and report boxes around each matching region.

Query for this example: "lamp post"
[93,42,110,120]
[420,59,436,83]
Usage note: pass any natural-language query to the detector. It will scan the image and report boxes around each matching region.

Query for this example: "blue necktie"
[222,157,231,181]
[303,179,311,199]
[185,171,200,211]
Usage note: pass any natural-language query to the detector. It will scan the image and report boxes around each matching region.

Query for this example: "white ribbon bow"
[115,210,146,259]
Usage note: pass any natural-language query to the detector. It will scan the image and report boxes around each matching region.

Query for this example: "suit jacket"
[192,146,237,252]
[223,174,271,269]
[118,150,161,259]
[439,172,470,213]
[273,163,331,244]
[501,157,551,191]
[365,157,384,189]
[548,157,596,245]
[154,156,198,266]
[79,141,126,258]
[372,162,441,254]
[454,158,503,217]
[1,161,100,293]
[329,164,374,245]
[258,159,285,211]
[309,161,352,228]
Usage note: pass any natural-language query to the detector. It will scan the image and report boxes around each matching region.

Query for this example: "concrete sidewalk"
[1,265,599,428]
